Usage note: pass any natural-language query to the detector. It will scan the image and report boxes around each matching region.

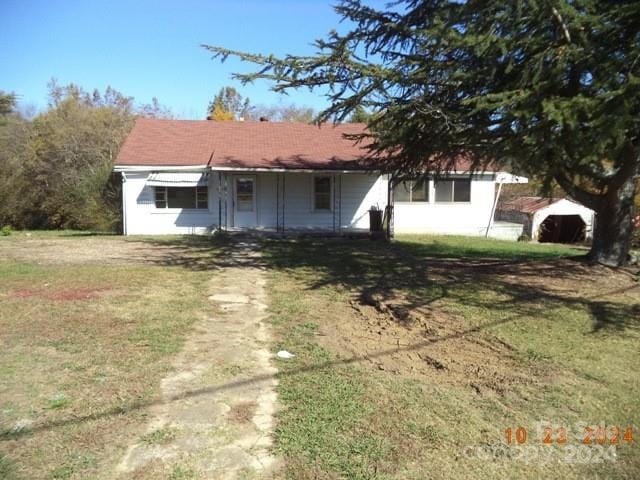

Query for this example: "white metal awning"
[146,172,209,187]
[495,173,528,184]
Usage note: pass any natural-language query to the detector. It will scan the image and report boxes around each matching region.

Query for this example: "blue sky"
[0,0,374,118]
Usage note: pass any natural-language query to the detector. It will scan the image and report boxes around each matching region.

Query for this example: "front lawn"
[264,234,640,479]
[0,233,225,479]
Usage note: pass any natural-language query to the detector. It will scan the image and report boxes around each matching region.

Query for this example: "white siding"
[258,172,387,230]
[123,171,219,235]
[339,173,387,229]
[122,170,387,235]
[393,176,497,236]
[122,169,503,237]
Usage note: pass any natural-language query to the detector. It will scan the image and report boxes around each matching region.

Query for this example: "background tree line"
[0,83,353,232]
[0,81,173,231]
[206,85,370,123]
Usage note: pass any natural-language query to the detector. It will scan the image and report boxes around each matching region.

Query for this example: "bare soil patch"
[228,402,258,424]
[11,286,111,301]
[325,292,533,396]
[0,235,208,266]
[316,258,638,396]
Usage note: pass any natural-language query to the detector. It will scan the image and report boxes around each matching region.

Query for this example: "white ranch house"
[114,119,527,236]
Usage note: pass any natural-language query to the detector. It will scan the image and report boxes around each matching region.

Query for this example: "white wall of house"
[262,172,387,230]
[121,169,511,237]
[392,175,497,235]
[122,171,218,235]
[121,170,387,235]
[531,199,595,240]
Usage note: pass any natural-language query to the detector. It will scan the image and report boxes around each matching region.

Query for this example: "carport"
[496,197,595,243]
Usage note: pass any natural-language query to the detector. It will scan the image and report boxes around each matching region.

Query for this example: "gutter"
[113,165,210,172]
[114,165,379,174]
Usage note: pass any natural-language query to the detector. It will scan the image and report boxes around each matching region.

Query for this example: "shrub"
[1,225,12,236]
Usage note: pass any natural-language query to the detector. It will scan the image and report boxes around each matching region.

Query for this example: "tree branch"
[551,5,571,43]
[554,170,603,210]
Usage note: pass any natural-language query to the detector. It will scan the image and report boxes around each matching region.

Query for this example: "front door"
[233,175,257,228]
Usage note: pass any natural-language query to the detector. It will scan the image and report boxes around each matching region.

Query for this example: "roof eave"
[113,164,381,174]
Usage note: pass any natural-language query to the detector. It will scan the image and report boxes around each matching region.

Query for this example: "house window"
[434,179,471,203]
[235,178,254,212]
[313,176,332,211]
[154,187,208,209]
[393,180,429,202]
[155,187,167,208]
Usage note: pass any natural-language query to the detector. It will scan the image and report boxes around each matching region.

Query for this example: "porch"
[211,170,387,233]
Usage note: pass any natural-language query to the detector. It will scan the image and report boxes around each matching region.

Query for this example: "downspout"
[121,172,127,236]
[276,173,280,232]
[486,180,503,238]
[282,174,286,232]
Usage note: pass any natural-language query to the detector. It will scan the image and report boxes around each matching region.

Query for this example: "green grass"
[46,394,70,410]
[397,233,584,260]
[0,234,224,480]
[168,465,196,480]
[264,234,640,479]
[141,427,179,445]
[274,323,388,479]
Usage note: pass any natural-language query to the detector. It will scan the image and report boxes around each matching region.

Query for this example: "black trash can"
[369,208,383,238]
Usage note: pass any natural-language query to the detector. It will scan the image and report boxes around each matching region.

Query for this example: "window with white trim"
[154,187,208,209]
[434,179,471,203]
[313,176,332,211]
[393,180,429,202]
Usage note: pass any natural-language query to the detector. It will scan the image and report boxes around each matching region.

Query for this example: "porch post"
[332,174,337,233]
[223,173,229,230]
[386,174,394,240]
[217,171,222,231]
[276,173,280,232]
[338,173,342,233]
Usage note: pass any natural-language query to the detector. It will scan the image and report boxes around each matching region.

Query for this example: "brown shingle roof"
[115,118,374,170]
[498,196,562,214]
[115,118,498,173]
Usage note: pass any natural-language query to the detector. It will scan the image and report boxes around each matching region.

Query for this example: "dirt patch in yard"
[315,257,639,396]
[11,286,111,301]
[0,234,224,267]
[321,292,533,396]
[228,402,258,424]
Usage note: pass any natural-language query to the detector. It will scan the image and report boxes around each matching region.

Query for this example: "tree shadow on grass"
[260,237,639,335]
[135,234,639,335]
[2,277,637,442]
[1,235,638,441]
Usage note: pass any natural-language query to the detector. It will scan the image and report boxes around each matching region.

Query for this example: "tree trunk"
[589,175,637,267]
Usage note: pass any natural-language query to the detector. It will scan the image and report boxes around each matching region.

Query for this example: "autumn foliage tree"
[205,0,640,266]
[0,81,173,230]
[207,86,250,120]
